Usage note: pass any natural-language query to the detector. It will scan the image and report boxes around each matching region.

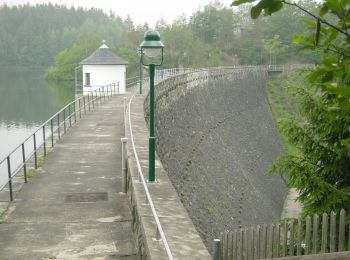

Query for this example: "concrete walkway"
[0,96,136,259]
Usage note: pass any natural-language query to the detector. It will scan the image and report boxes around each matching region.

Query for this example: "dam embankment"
[147,68,288,248]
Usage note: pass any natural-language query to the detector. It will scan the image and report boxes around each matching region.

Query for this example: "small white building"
[80,41,128,95]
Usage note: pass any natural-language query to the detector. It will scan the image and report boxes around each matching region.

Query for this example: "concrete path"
[0,96,136,259]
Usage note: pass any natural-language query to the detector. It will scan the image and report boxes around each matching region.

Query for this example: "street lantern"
[139,30,164,182]
[140,30,164,65]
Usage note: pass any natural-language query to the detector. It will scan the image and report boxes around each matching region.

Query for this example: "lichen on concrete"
[146,68,288,249]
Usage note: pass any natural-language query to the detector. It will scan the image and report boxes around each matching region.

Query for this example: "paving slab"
[0,95,136,259]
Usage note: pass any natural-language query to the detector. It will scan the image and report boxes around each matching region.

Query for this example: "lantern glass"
[143,48,162,58]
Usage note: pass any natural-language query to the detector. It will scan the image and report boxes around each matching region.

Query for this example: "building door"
[85,73,90,86]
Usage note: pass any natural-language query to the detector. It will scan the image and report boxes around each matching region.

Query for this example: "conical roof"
[80,41,128,65]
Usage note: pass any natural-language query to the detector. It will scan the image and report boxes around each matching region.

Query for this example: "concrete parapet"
[125,93,211,259]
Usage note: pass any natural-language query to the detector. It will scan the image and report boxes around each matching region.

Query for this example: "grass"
[266,72,301,156]
[26,154,47,179]
[27,169,36,178]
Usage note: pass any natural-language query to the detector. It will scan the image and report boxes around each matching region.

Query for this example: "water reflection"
[0,66,74,158]
[0,66,74,126]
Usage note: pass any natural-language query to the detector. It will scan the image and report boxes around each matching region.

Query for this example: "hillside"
[0,2,319,79]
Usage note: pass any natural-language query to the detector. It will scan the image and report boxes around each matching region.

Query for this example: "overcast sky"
[2,0,235,26]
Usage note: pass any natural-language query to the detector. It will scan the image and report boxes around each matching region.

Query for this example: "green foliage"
[46,41,99,81]
[264,35,288,64]
[116,47,140,78]
[1,2,319,81]
[234,0,350,216]
[267,74,300,155]
[0,4,118,65]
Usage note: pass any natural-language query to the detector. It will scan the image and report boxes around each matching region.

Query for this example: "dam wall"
[145,67,288,248]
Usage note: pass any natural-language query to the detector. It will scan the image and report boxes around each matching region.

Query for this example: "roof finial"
[100,40,108,49]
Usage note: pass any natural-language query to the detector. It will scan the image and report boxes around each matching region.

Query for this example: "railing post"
[213,239,221,260]
[92,92,94,109]
[121,137,128,194]
[74,101,77,123]
[88,94,91,112]
[123,97,127,115]
[57,113,60,139]
[83,96,86,115]
[103,87,106,101]
[63,109,66,134]
[68,104,72,127]
[33,133,37,169]
[7,156,13,201]
[21,143,27,183]
[50,119,54,147]
[99,89,102,103]
[78,99,81,118]
[43,125,46,156]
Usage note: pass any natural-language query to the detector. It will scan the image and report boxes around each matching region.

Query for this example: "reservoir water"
[0,66,74,189]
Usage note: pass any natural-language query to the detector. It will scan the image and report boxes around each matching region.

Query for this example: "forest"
[0,1,319,80]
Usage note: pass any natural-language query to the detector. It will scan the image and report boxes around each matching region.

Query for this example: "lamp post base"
[149,136,155,182]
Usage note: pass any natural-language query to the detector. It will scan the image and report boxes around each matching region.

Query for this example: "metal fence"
[214,209,350,260]
[76,82,119,95]
[124,66,265,259]
[0,83,119,200]
[121,69,190,260]
[267,64,314,72]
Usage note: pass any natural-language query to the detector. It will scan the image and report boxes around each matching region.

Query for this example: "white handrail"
[125,65,314,259]
[127,86,174,260]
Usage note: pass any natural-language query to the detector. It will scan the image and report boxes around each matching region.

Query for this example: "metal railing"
[127,91,173,259]
[0,83,119,200]
[124,69,186,259]
[124,66,275,259]
[267,64,314,72]
[77,82,119,95]
[129,65,313,260]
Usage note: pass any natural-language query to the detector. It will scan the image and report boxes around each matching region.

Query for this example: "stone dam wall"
[144,67,288,249]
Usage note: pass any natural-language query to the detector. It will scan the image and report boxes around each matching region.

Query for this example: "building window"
[85,73,90,86]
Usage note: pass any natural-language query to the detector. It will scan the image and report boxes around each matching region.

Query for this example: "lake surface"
[0,66,74,162]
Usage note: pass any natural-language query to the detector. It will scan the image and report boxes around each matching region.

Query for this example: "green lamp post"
[139,30,164,182]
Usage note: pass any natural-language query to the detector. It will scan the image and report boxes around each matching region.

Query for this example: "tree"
[264,35,288,64]
[45,41,100,81]
[232,0,350,216]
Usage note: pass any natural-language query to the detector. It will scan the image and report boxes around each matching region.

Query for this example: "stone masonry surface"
[146,68,288,249]
[0,96,136,259]
[126,90,211,259]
